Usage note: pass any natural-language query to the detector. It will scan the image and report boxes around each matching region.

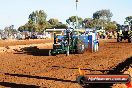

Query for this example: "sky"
[0,0,132,29]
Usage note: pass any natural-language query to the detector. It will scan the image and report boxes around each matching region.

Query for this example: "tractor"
[49,29,86,56]
[49,28,99,56]
[117,24,132,43]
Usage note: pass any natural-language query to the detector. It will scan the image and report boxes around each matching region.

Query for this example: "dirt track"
[0,39,132,88]
[0,39,53,47]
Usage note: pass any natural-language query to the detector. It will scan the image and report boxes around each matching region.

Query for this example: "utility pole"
[75,0,79,29]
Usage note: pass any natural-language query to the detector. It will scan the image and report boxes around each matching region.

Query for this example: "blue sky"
[0,0,132,29]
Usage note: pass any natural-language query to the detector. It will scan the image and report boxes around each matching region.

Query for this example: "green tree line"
[18,10,67,32]
[18,9,132,32]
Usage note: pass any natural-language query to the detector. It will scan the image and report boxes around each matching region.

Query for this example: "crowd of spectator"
[97,31,117,39]
[0,31,51,40]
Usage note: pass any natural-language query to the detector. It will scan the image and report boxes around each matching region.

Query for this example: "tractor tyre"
[128,36,132,43]
[76,40,85,54]
[117,36,122,42]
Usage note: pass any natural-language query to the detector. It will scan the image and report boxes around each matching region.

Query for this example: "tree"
[29,10,47,24]
[66,16,83,28]
[47,18,67,29]
[54,23,68,29]
[93,9,113,22]
[83,18,95,28]
[125,16,132,25]
[28,10,48,32]
[18,10,73,32]
[4,25,17,33]
[48,18,59,27]
[83,18,108,29]
[93,9,113,30]
[104,22,117,31]
[18,25,27,32]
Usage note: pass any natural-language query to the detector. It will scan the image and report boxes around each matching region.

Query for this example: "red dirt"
[0,39,132,88]
[0,39,53,47]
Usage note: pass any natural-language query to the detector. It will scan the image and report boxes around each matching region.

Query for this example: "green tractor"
[117,24,132,43]
[49,29,86,56]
